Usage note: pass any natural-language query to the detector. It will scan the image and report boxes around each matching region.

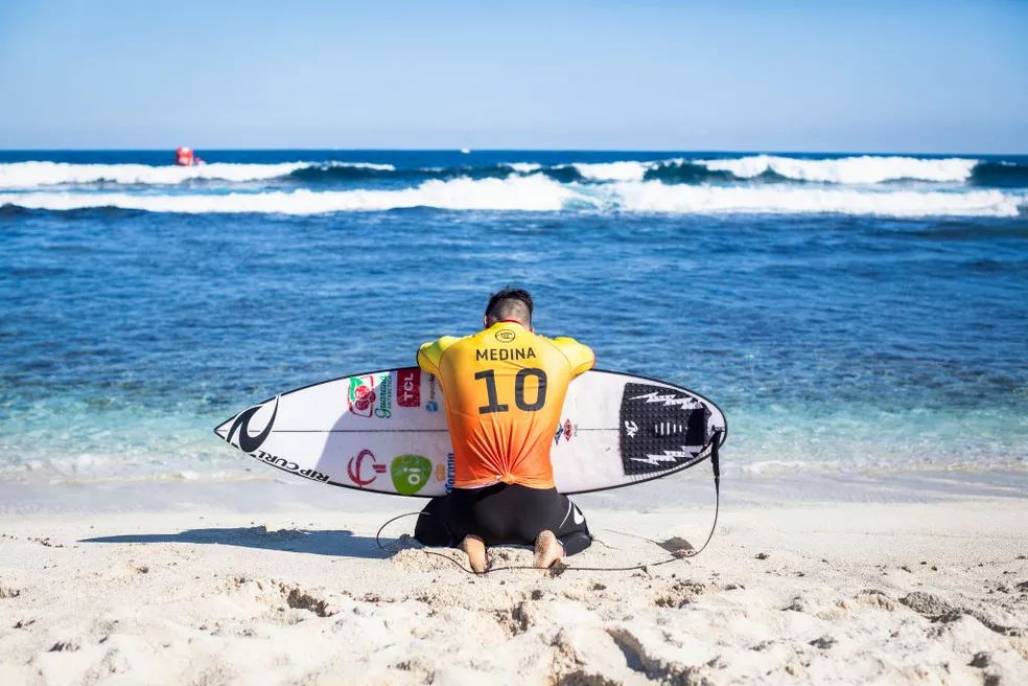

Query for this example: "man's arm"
[551,337,595,378]
[417,336,459,376]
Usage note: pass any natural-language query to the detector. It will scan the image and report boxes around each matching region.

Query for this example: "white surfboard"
[214,368,726,497]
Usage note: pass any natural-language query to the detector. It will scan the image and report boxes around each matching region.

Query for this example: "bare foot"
[460,535,487,573]
[534,530,564,569]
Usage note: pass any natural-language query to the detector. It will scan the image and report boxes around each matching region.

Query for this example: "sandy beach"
[1,476,1025,685]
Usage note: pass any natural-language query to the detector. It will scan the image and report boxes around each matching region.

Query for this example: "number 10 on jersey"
[474,368,547,413]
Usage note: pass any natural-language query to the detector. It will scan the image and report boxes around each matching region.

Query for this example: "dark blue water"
[1,150,1026,483]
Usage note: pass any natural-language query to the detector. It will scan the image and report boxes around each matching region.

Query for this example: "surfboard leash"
[375,430,721,575]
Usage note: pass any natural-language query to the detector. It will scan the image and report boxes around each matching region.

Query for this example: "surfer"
[174,147,205,166]
[413,289,594,572]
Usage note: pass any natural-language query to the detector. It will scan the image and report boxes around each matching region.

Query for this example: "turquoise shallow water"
[1,150,1026,484]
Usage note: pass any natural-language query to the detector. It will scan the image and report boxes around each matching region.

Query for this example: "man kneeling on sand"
[412,288,594,572]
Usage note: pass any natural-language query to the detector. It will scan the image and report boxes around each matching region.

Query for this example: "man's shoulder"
[417,334,465,373]
[535,333,595,373]
[426,334,463,348]
[536,332,591,351]
[419,334,464,357]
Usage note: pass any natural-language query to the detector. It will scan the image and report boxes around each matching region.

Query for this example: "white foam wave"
[571,161,649,181]
[1,176,1020,217]
[323,161,395,171]
[0,156,985,190]
[0,160,394,188]
[571,155,979,184]
[0,175,575,213]
[696,155,977,184]
[611,182,1020,217]
[505,162,542,174]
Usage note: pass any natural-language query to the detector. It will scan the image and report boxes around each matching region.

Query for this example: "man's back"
[418,320,594,489]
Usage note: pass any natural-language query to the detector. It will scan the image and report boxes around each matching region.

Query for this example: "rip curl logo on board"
[252,450,329,483]
[226,397,279,453]
[346,449,386,487]
[495,329,516,343]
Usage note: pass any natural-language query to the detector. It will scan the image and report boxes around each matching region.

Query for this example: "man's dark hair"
[485,288,534,324]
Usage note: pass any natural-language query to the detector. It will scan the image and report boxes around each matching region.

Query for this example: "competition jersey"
[417,321,594,490]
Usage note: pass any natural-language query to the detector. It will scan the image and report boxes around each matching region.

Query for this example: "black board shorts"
[414,483,591,556]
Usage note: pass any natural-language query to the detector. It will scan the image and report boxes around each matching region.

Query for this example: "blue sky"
[1,1,1025,151]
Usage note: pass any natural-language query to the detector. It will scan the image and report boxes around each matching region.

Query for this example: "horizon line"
[1,147,1026,156]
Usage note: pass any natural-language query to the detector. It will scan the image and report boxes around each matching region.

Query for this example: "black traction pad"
[619,383,709,475]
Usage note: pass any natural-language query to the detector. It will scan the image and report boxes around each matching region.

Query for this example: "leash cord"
[374,430,721,575]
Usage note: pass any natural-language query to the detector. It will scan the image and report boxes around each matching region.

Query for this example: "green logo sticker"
[390,454,432,495]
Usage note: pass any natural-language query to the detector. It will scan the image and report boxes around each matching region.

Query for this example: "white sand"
[1,479,1026,685]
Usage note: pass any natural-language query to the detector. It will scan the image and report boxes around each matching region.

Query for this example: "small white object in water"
[460,148,471,154]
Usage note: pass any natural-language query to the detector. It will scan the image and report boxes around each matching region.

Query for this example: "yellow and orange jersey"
[417,321,594,490]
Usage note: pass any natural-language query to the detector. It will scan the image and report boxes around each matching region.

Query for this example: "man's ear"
[483,315,489,328]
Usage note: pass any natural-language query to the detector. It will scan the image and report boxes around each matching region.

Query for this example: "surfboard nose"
[213,416,233,441]
[213,397,280,452]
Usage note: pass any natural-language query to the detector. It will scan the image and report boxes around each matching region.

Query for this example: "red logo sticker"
[396,368,421,408]
[346,449,386,487]
[347,376,377,417]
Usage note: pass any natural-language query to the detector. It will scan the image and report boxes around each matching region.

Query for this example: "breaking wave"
[0,160,394,189]
[288,162,522,183]
[0,176,575,213]
[2,176,1022,217]
[3,156,1026,190]
[610,182,1022,217]
[970,161,1028,188]
[691,155,979,184]
[569,161,651,182]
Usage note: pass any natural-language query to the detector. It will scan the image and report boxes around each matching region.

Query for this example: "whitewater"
[0,152,1024,218]
[2,178,1022,217]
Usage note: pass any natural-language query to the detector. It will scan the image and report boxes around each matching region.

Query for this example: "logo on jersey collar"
[495,328,516,343]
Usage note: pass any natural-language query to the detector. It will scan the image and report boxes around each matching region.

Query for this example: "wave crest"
[2,176,1021,217]
[0,160,395,189]
[0,175,574,214]
[4,155,1025,190]
[696,155,978,184]
[612,181,1021,217]
[0,161,308,188]
[569,161,650,182]
[970,161,1028,188]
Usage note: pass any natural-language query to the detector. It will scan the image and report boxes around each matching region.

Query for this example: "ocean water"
[1,150,1026,486]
